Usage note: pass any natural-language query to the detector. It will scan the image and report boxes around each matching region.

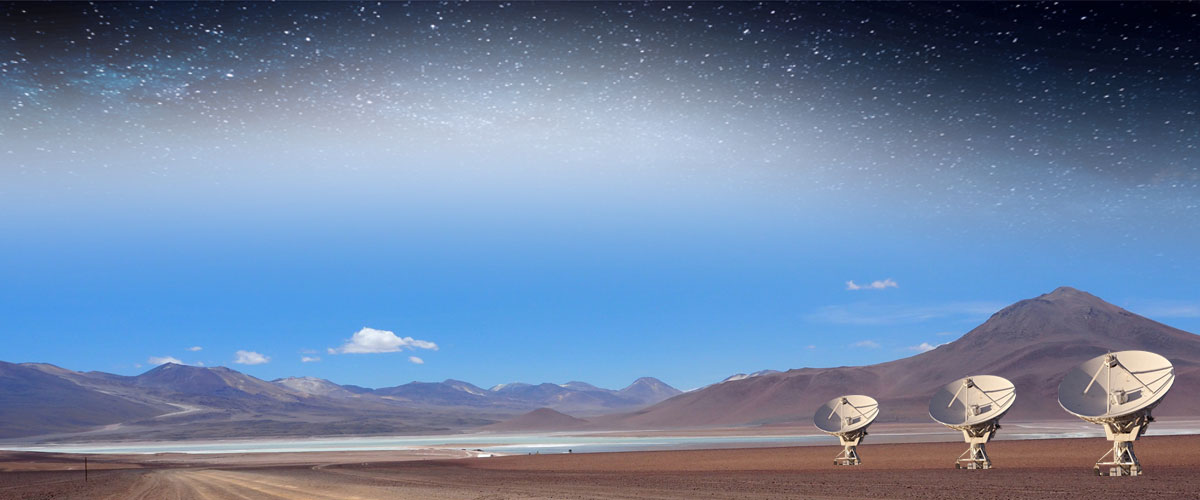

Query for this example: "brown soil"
[2,435,1198,499]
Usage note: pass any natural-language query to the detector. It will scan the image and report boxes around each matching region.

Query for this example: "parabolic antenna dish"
[1058,350,1174,423]
[1057,350,1174,477]
[929,375,1016,430]
[814,395,880,435]
[813,394,879,466]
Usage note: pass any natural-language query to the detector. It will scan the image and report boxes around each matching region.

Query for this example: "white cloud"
[148,356,184,365]
[330,327,439,354]
[187,346,203,352]
[808,301,1005,326]
[234,350,270,365]
[301,356,321,363]
[806,344,816,349]
[408,356,425,364]
[846,278,898,291]
[851,340,881,349]
[908,342,939,352]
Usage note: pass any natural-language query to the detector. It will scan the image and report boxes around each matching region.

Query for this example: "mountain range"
[587,287,1200,429]
[0,361,678,440]
[3,286,1197,440]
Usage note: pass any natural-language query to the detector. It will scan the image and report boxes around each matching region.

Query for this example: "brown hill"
[595,287,1200,428]
[0,362,170,438]
[485,408,591,432]
[0,361,678,440]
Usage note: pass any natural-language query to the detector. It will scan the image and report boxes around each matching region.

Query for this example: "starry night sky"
[2,2,1199,389]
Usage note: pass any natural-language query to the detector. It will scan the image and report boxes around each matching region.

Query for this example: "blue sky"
[1,3,1198,390]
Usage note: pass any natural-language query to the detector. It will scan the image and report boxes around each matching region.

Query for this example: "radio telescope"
[928,375,1016,469]
[813,395,879,465]
[1058,350,1174,476]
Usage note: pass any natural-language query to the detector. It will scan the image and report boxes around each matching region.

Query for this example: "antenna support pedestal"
[1059,350,1174,478]
[955,421,998,470]
[1095,412,1152,477]
[834,429,867,466]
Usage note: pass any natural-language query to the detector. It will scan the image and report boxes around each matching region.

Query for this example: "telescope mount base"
[833,429,866,466]
[1095,413,1152,477]
[954,422,998,470]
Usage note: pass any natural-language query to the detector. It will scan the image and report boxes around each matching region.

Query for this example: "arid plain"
[4,435,1200,499]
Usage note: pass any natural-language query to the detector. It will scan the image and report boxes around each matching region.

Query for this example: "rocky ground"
[2,435,1199,499]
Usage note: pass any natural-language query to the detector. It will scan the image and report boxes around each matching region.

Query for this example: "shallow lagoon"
[3,433,828,455]
[5,419,1199,455]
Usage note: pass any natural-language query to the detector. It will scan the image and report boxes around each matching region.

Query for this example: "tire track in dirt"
[103,470,186,500]
[173,470,265,500]
[179,469,383,500]
[315,464,680,500]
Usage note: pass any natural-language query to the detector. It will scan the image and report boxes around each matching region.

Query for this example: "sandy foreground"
[2,435,1200,499]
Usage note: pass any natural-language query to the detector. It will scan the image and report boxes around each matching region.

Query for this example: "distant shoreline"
[4,417,1200,456]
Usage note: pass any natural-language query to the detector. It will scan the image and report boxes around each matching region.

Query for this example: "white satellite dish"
[1058,350,1174,476]
[928,375,1016,469]
[813,395,879,465]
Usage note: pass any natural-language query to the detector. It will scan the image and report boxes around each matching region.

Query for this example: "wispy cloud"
[808,301,1004,326]
[301,356,321,363]
[148,356,184,365]
[851,340,881,349]
[907,342,940,352]
[329,327,439,354]
[846,278,898,291]
[234,350,270,365]
[1126,300,1200,319]
[408,356,425,364]
[187,346,203,352]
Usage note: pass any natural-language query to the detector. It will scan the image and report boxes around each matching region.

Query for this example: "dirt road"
[112,469,396,500]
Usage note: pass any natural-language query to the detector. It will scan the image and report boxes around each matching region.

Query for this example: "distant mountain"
[0,362,169,438]
[0,363,503,441]
[479,377,683,414]
[136,363,305,405]
[618,377,683,404]
[594,287,1200,429]
[273,376,358,398]
[560,381,603,391]
[0,360,679,440]
[485,408,590,432]
[373,379,495,407]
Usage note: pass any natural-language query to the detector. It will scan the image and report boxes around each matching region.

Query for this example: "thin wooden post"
[84,456,88,482]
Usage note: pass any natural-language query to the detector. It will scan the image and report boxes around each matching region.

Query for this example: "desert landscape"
[5,287,1197,444]
[4,288,1200,497]
[5,1,1198,498]
[4,435,1200,499]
